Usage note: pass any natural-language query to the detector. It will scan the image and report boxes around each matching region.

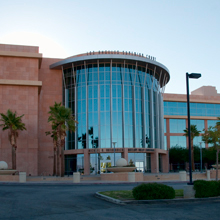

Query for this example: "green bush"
[194,180,220,198]
[132,183,175,200]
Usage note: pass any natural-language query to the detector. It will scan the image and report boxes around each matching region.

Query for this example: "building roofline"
[50,52,170,85]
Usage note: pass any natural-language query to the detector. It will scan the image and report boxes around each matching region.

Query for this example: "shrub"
[132,183,175,200]
[194,180,220,198]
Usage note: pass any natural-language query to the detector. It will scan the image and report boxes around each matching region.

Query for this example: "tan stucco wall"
[38,57,62,175]
[0,45,40,175]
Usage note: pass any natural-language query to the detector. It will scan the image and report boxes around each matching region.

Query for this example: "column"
[151,151,159,173]
[141,87,146,148]
[132,85,136,148]
[83,149,90,175]
[159,93,164,149]
[85,62,89,149]
[149,89,155,148]
[162,153,169,172]
[65,89,69,150]
[121,148,128,162]
[154,92,160,148]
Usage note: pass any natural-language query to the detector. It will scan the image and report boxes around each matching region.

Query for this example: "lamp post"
[112,142,117,166]
[186,72,201,185]
[199,142,203,173]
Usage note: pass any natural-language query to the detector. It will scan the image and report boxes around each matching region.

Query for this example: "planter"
[211,165,220,169]
[0,170,17,175]
[107,167,136,173]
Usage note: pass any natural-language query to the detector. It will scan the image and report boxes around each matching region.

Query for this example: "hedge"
[132,183,175,200]
[193,180,220,198]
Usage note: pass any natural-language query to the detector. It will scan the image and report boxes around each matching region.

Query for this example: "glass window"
[191,120,205,132]
[164,101,220,117]
[208,120,220,127]
[128,153,147,172]
[164,136,167,150]
[164,119,166,133]
[170,119,186,133]
[170,136,186,148]
[193,136,205,148]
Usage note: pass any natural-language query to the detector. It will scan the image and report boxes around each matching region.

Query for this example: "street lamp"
[112,142,117,166]
[199,142,203,173]
[186,72,201,185]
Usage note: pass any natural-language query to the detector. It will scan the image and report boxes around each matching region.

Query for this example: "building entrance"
[135,161,144,172]
[100,160,111,173]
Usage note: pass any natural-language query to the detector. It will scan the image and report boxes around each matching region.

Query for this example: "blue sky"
[1,0,220,94]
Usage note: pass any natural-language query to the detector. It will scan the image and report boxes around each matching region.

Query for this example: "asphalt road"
[0,183,219,220]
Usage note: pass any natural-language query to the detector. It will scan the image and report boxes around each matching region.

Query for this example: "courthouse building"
[0,43,219,176]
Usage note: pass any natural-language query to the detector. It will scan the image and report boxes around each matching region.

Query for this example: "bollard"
[19,172,26,183]
[128,172,135,182]
[184,185,195,198]
[207,170,210,180]
[73,172,80,183]
[179,171,187,181]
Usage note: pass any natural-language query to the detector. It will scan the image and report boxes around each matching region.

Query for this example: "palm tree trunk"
[12,145,16,170]
[53,140,57,176]
[61,138,65,177]
[56,139,60,176]
[216,148,219,181]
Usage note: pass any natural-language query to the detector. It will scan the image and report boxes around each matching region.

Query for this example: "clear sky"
[1,0,220,94]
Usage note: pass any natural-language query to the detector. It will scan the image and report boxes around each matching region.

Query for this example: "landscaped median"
[95,182,220,205]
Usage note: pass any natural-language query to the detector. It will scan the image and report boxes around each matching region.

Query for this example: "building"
[164,86,220,170]
[164,86,220,150]
[0,43,219,176]
[51,51,170,175]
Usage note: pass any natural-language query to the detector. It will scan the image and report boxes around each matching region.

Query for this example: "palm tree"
[48,102,77,177]
[202,125,220,180]
[46,129,58,176]
[0,109,26,170]
[183,124,200,171]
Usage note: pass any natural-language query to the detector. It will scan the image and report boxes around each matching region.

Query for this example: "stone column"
[121,148,128,163]
[162,153,169,172]
[151,151,159,173]
[84,149,90,175]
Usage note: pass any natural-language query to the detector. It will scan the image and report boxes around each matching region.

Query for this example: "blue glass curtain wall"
[63,61,165,150]
[164,101,220,117]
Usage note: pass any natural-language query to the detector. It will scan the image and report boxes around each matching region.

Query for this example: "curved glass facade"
[63,59,168,150]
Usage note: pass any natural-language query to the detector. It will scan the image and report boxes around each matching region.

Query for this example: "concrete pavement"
[0,184,219,220]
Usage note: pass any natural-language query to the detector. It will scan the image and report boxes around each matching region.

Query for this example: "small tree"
[202,125,220,180]
[183,125,201,171]
[0,110,26,170]
[47,102,77,177]
[169,146,188,164]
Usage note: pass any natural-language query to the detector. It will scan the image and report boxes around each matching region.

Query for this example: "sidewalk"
[0,175,189,185]
[0,171,214,185]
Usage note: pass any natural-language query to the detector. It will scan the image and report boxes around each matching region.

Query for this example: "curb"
[95,192,220,205]
[0,181,187,186]
[95,192,125,205]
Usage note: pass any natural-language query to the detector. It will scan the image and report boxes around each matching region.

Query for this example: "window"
[170,119,186,133]
[170,136,186,148]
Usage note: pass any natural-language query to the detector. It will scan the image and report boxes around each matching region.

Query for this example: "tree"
[45,128,58,176]
[47,102,77,177]
[169,146,188,164]
[0,109,26,170]
[183,125,201,171]
[202,125,220,181]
